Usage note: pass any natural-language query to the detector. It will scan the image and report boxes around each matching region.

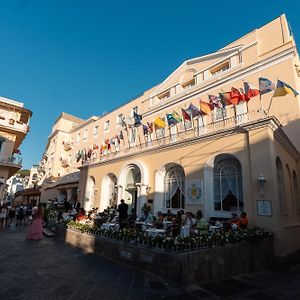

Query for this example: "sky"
[1,0,300,169]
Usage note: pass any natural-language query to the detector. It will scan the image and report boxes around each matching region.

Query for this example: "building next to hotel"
[0,96,32,203]
[36,15,300,257]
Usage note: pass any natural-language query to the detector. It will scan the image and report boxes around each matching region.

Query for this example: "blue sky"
[0,0,299,169]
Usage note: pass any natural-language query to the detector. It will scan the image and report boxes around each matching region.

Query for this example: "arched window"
[286,164,293,212]
[293,170,300,213]
[276,157,287,213]
[164,166,185,209]
[213,154,243,211]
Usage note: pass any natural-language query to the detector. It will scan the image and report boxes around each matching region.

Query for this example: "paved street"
[1,225,300,299]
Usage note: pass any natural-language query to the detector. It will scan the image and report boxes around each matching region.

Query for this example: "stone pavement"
[0,225,300,300]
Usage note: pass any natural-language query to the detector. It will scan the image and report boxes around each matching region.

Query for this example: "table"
[145,228,166,238]
[135,222,153,231]
[101,223,118,230]
[209,225,222,232]
[163,221,172,230]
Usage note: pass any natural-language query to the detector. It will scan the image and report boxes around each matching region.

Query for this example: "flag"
[172,111,182,122]
[187,103,201,118]
[181,108,191,121]
[115,134,120,144]
[259,77,275,95]
[105,138,111,150]
[133,112,143,127]
[244,81,260,98]
[166,113,179,126]
[121,117,128,131]
[219,92,232,106]
[200,100,212,115]
[143,124,149,135]
[110,137,115,145]
[147,122,153,133]
[273,79,299,97]
[153,117,166,128]
[230,87,243,105]
[209,94,223,109]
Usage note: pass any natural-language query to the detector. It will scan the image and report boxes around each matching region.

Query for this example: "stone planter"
[56,225,274,285]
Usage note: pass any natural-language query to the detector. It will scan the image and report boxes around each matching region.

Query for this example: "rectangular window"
[158,91,170,101]
[210,61,230,76]
[214,108,227,122]
[198,116,206,136]
[182,78,195,89]
[83,129,88,141]
[93,126,99,136]
[170,125,177,143]
[104,120,110,131]
[0,140,3,154]
[131,106,138,117]
[236,102,248,125]
[117,114,123,125]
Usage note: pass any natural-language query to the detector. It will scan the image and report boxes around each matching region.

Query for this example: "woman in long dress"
[27,205,44,240]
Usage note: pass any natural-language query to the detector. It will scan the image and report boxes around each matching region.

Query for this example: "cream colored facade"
[0,96,32,203]
[39,15,300,256]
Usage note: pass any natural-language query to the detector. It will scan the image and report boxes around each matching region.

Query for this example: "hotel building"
[0,96,32,203]
[39,15,300,257]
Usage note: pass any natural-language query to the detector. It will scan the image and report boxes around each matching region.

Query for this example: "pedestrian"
[0,205,7,228]
[8,205,16,226]
[26,205,44,240]
[117,199,128,229]
[16,205,25,226]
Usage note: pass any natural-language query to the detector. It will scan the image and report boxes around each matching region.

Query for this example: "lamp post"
[258,174,266,198]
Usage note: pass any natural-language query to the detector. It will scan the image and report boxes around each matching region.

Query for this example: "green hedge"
[65,221,273,252]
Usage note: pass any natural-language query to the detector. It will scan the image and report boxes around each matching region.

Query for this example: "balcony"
[82,109,268,167]
[0,117,29,134]
[0,155,22,177]
[0,155,22,166]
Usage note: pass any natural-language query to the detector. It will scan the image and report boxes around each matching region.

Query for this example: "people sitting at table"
[128,208,137,228]
[184,212,196,235]
[238,211,248,229]
[227,212,239,231]
[140,210,154,223]
[76,208,87,222]
[155,211,164,229]
[172,211,182,236]
[195,210,208,235]
[166,209,173,221]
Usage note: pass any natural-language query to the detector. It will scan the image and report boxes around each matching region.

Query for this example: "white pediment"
[149,45,244,98]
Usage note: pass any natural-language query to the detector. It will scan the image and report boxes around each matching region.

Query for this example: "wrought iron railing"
[82,109,267,166]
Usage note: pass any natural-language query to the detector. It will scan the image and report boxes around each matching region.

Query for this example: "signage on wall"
[257,200,272,217]
[186,180,203,205]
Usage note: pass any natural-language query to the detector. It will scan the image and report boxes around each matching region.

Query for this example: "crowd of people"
[0,203,37,229]
[1,198,249,240]
[110,200,249,237]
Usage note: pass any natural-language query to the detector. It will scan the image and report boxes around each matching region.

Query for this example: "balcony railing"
[82,109,268,167]
[0,155,22,166]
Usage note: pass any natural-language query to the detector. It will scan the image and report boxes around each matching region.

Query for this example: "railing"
[82,109,267,166]
[0,155,22,166]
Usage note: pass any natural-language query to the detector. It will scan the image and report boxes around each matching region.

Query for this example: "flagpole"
[267,96,274,116]
[233,105,237,126]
